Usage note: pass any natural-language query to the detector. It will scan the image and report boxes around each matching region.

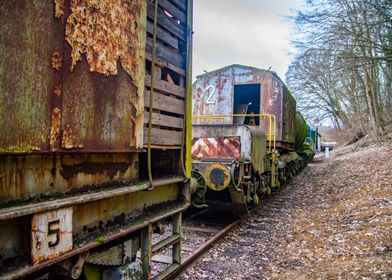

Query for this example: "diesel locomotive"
[191,65,314,213]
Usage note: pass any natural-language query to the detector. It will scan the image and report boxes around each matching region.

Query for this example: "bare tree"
[286,0,392,135]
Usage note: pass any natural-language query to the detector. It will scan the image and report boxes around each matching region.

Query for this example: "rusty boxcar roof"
[194,64,295,102]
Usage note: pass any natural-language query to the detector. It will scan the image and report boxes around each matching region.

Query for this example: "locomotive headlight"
[205,163,231,191]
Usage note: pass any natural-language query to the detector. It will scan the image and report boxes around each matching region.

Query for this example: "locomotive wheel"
[191,170,208,208]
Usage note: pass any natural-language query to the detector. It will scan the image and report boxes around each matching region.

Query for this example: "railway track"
[170,188,294,280]
[136,182,297,280]
[143,210,241,279]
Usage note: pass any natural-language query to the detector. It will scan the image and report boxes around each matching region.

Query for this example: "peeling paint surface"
[51,52,63,71]
[0,0,146,152]
[65,0,144,79]
[60,0,147,150]
[60,59,143,150]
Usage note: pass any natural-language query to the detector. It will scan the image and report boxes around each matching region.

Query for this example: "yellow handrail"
[192,113,276,153]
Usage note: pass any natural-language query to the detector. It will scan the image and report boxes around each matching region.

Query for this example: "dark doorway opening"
[233,83,261,125]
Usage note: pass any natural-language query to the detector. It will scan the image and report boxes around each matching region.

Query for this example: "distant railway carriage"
[191,65,313,212]
[306,125,321,152]
[0,0,193,279]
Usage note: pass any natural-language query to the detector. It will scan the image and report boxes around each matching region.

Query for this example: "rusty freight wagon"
[191,65,310,212]
[0,0,193,279]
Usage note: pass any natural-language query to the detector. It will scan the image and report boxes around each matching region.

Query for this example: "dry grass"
[180,140,392,280]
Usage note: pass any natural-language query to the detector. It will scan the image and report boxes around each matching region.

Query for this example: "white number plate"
[31,207,73,264]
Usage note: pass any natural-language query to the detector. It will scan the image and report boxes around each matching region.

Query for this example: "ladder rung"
[152,234,180,255]
[152,263,180,280]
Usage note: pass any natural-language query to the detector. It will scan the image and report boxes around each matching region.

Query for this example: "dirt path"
[179,142,392,279]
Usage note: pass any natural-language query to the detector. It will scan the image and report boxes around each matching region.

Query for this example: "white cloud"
[192,0,304,81]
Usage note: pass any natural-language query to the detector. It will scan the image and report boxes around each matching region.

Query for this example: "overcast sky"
[192,0,304,81]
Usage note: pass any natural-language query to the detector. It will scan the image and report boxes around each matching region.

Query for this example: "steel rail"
[162,218,241,280]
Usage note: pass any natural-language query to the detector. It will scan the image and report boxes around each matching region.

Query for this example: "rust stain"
[51,52,63,71]
[0,1,65,152]
[31,207,73,264]
[50,107,61,151]
[60,162,129,181]
[62,124,84,149]
[193,65,296,149]
[54,0,65,20]
[0,154,138,205]
[65,0,144,79]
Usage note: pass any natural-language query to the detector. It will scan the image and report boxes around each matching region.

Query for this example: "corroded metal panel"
[73,183,179,235]
[193,66,234,122]
[191,137,240,159]
[31,207,73,264]
[61,60,143,151]
[264,75,284,143]
[0,1,64,152]
[60,0,147,150]
[283,85,296,144]
[0,154,138,204]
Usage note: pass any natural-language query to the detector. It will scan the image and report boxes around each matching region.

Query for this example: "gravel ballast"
[179,141,392,279]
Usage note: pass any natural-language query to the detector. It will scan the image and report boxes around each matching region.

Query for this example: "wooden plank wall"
[144,0,187,147]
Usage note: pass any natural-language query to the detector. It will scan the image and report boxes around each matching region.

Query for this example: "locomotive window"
[233,84,261,125]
